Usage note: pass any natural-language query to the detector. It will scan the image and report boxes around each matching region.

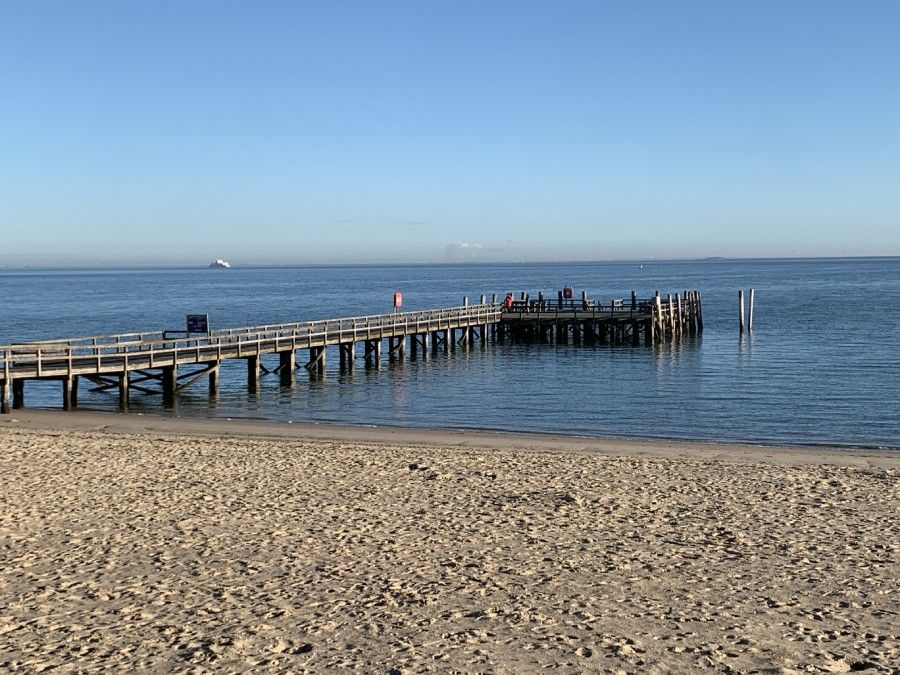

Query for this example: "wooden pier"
[1,290,702,413]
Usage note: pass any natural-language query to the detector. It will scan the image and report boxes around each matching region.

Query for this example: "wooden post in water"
[667,294,675,338]
[162,365,177,403]
[247,354,260,388]
[279,351,294,385]
[12,379,24,409]
[118,371,129,410]
[697,291,704,330]
[62,377,74,411]
[676,293,683,337]
[208,362,219,394]
[738,290,745,333]
[748,288,755,332]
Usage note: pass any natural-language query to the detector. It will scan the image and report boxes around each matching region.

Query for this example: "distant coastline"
[1,254,898,272]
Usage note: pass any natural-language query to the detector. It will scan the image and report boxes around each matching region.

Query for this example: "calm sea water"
[2,259,898,448]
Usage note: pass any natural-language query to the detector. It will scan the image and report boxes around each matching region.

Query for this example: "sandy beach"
[1,411,897,673]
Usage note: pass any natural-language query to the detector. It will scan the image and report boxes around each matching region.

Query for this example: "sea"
[2,258,898,448]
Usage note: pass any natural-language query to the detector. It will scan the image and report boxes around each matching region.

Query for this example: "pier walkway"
[1,289,701,413]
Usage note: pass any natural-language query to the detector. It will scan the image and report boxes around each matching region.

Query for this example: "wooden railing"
[502,298,655,317]
[1,304,501,379]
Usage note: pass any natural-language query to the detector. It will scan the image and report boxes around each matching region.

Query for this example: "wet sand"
[1,411,898,672]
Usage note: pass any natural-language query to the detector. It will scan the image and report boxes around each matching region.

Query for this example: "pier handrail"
[502,298,655,315]
[0,304,501,372]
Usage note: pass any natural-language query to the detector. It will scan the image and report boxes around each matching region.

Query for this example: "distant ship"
[209,259,232,268]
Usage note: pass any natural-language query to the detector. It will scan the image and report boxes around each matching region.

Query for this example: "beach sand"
[1,411,897,673]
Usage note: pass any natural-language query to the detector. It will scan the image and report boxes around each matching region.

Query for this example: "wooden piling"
[697,291,704,330]
[62,377,75,411]
[279,351,294,385]
[247,354,260,388]
[0,380,8,415]
[208,363,219,394]
[667,294,675,338]
[739,290,745,333]
[748,288,755,332]
[364,339,381,366]
[12,378,24,409]
[162,365,177,402]
[676,293,683,337]
[118,372,129,410]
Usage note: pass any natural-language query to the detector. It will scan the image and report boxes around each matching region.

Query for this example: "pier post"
[279,351,294,385]
[667,294,675,338]
[645,319,653,346]
[631,290,637,313]
[162,365,177,405]
[738,290,745,333]
[0,380,8,414]
[388,337,404,362]
[62,377,77,411]
[208,363,219,395]
[676,293,683,338]
[697,291,704,330]
[339,343,355,370]
[247,354,260,389]
[12,379,24,409]
[654,294,663,341]
[307,346,326,374]
[364,340,381,367]
[117,372,128,410]
[748,288,755,332]
[491,293,497,305]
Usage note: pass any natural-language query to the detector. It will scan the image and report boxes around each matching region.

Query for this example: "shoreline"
[3,409,899,467]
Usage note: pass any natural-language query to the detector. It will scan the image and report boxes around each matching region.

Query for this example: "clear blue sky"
[1,1,898,264]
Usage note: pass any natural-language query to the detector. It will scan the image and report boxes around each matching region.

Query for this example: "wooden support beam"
[12,379,24,409]
[209,362,219,395]
[305,346,326,373]
[162,365,177,405]
[62,377,77,411]
[667,294,675,338]
[676,293,683,338]
[748,288,755,332]
[0,380,8,414]
[279,351,294,385]
[738,290,745,333]
[696,291,704,331]
[247,354,260,389]
[118,371,129,410]
[364,340,381,367]
[176,364,219,393]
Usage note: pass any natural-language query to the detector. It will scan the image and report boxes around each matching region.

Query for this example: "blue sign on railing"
[186,314,209,334]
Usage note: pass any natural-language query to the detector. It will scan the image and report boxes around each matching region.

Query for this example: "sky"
[1,0,899,265]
